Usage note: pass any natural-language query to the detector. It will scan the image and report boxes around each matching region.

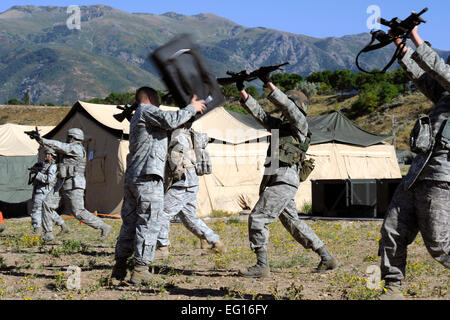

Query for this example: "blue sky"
[1,0,448,50]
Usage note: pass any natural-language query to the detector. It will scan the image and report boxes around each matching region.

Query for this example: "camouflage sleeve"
[412,43,450,93]
[143,105,196,130]
[399,47,444,104]
[41,138,80,157]
[398,47,426,80]
[34,163,57,185]
[267,87,308,141]
[240,95,281,130]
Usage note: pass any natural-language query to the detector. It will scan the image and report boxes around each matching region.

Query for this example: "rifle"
[114,102,139,123]
[356,8,428,74]
[27,162,45,185]
[217,62,290,86]
[24,126,41,142]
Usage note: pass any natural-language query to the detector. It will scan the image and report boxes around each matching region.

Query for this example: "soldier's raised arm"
[41,138,83,158]
[142,95,206,130]
[238,80,281,130]
[392,27,447,104]
[408,26,450,92]
[264,80,309,141]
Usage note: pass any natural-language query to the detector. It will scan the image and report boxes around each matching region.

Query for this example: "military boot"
[100,224,113,240]
[111,258,128,281]
[57,223,71,236]
[154,246,170,260]
[211,240,226,254]
[42,232,55,243]
[315,246,339,272]
[200,239,211,250]
[238,250,271,278]
[379,282,405,300]
[202,240,227,255]
[130,265,152,285]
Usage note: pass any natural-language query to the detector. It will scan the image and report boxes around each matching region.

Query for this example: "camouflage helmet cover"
[285,90,309,114]
[44,147,57,157]
[67,128,84,141]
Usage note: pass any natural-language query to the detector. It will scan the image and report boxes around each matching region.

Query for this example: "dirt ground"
[0,215,448,301]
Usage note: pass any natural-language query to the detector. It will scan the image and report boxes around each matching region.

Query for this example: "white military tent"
[0,124,54,217]
[192,109,402,217]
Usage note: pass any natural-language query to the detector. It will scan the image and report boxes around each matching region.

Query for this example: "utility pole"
[387,115,398,149]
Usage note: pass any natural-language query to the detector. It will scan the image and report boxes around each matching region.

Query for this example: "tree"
[294,81,320,99]
[221,85,239,99]
[5,98,22,105]
[23,91,31,105]
[271,73,303,91]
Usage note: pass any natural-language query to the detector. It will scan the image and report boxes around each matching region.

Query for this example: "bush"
[349,82,400,118]
[294,81,320,99]
[5,98,23,105]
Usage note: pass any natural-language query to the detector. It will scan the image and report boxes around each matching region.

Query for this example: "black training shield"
[151,34,225,118]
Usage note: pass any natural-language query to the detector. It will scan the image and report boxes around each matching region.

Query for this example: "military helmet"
[67,128,85,141]
[44,147,56,157]
[286,90,309,115]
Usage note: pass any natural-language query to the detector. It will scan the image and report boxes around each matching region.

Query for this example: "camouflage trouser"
[379,180,450,283]
[249,182,324,252]
[115,177,164,266]
[41,189,64,233]
[30,191,64,230]
[157,186,220,247]
[61,188,107,230]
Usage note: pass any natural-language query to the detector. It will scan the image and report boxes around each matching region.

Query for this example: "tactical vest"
[277,124,311,167]
[167,128,196,181]
[58,143,86,179]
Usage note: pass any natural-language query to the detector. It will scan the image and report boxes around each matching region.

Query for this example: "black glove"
[258,72,272,86]
[236,79,245,91]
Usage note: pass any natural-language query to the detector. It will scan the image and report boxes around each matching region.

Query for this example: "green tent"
[0,124,54,217]
[308,111,393,146]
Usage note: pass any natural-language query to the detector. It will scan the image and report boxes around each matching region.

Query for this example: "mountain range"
[0,5,449,105]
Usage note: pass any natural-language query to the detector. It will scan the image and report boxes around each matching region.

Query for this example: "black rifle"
[217,62,290,86]
[356,8,428,74]
[114,102,139,123]
[24,126,41,142]
[27,162,45,185]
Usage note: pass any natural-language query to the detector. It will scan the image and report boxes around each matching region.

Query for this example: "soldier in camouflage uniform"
[38,129,113,240]
[112,87,206,284]
[41,175,71,243]
[236,73,338,278]
[28,147,69,237]
[379,26,450,299]
[154,125,225,260]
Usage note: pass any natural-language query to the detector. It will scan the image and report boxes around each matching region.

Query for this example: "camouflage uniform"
[114,104,197,266]
[29,160,65,231]
[241,88,324,253]
[157,128,220,248]
[41,182,64,234]
[41,136,111,233]
[379,44,450,286]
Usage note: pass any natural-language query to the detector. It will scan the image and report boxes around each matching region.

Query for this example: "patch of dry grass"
[0,216,447,300]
